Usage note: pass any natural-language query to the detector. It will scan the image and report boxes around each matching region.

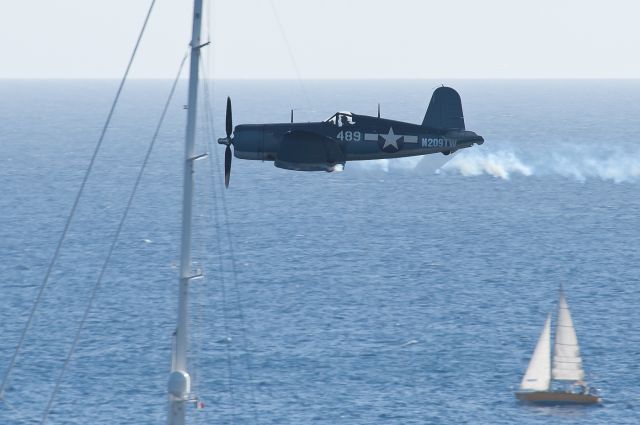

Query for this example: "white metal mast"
[168,0,204,424]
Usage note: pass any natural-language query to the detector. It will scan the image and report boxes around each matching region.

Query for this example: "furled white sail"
[552,292,585,381]
[520,314,551,391]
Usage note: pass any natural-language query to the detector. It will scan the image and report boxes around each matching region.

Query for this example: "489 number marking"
[336,131,361,142]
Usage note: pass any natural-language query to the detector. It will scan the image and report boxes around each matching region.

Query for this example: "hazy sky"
[1,0,639,79]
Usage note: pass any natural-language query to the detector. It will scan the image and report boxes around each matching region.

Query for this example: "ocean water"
[1,80,639,424]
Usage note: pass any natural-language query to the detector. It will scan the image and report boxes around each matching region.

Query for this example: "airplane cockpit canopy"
[325,112,355,127]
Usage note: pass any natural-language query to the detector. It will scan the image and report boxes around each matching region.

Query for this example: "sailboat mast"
[168,1,204,424]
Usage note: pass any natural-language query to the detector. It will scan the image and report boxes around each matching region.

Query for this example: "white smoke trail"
[545,149,640,183]
[353,156,423,173]
[440,146,640,183]
[352,145,640,183]
[352,152,453,173]
[439,150,533,179]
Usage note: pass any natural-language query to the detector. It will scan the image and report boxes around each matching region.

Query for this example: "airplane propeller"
[224,97,232,188]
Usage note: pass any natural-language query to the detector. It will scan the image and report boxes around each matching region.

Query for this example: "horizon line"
[2,77,640,81]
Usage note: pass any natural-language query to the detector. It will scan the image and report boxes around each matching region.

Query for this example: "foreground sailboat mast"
[168,1,204,424]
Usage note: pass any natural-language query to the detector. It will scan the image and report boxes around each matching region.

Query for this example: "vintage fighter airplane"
[218,86,484,187]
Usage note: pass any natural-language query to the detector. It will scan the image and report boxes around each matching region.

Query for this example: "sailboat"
[515,289,601,404]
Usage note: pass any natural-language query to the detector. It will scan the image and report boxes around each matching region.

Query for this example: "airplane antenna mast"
[377,103,381,118]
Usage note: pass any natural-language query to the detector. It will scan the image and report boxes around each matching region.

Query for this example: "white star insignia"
[381,127,401,150]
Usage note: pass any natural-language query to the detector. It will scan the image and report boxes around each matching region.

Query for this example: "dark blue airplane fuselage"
[220,87,484,172]
[233,115,482,166]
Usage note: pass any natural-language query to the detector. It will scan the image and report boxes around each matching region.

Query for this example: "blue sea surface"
[1,80,639,424]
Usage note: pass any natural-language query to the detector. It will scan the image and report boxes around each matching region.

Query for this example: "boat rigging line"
[197,73,240,424]
[200,58,260,424]
[0,0,158,403]
[40,52,188,424]
[186,5,241,421]
[267,0,312,113]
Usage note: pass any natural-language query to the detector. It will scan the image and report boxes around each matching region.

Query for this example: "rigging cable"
[199,62,244,424]
[193,5,241,422]
[198,92,239,424]
[199,5,254,421]
[267,0,312,111]
[0,0,158,403]
[39,52,189,425]
[202,76,260,425]
[2,396,41,424]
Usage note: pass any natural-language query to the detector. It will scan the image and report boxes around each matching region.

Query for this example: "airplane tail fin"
[422,86,465,130]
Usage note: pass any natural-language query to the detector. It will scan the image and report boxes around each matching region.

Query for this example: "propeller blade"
[224,145,232,188]
[226,97,233,139]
